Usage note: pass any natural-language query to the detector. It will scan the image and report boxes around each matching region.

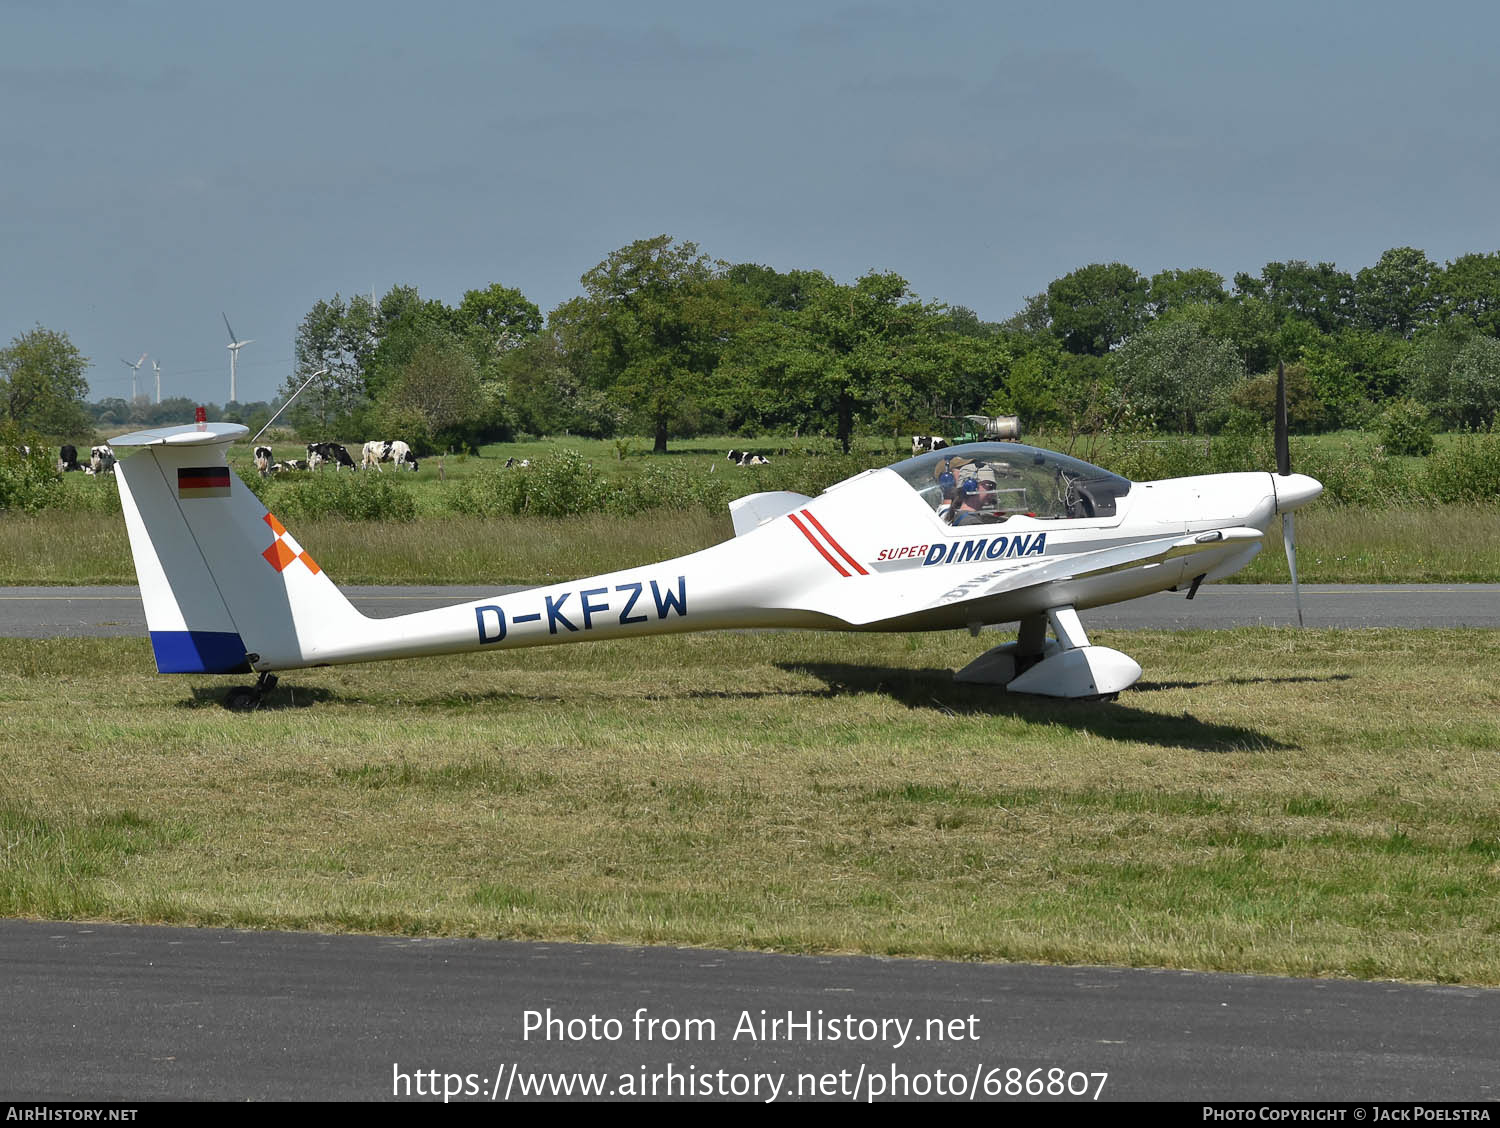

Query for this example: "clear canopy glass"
[887,443,1132,524]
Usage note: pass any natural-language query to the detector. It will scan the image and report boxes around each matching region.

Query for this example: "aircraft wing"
[812,526,1264,627]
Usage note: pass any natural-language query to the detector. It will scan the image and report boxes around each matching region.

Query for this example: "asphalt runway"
[3,583,1500,637]
[5,585,1497,1102]
[4,920,1497,1103]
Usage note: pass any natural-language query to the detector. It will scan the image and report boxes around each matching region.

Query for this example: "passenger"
[934,455,967,500]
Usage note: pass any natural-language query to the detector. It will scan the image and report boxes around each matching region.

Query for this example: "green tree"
[1355,247,1438,337]
[1229,363,1327,433]
[377,333,486,452]
[284,293,377,433]
[497,331,621,438]
[0,326,91,435]
[1232,260,1353,333]
[1299,341,1364,429]
[1045,263,1149,356]
[1112,318,1244,432]
[571,236,738,453]
[1148,268,1227,318]
[455,283,542,373]
[1430,251,1500,336]
[1443,336,1500,428]
[1401,322,1476,425]
[724,263,822,312]
[723,271,961,451]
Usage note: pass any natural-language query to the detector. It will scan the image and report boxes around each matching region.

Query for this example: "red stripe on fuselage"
[799,510,868,576]
[788,513,850,577]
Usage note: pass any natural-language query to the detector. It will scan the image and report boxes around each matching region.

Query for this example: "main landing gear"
[953,606,1141,700]
[225,671,278,712]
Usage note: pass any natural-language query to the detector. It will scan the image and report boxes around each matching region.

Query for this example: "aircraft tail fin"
[114,423,367,673]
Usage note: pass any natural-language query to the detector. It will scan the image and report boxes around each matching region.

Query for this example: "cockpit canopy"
[888,443,1132,524]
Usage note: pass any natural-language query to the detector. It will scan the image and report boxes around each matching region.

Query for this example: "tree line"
[280,238,1500,455]
[4,239,1499,452]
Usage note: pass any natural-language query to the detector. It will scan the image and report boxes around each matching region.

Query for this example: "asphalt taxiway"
[3,921,1497,1102]
[3,583,1499,636]
[4,586,1496,1101]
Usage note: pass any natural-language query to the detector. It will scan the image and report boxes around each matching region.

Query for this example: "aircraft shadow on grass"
[778,662,1297,753]
[1135,674,1352,692]
[183,686,341,711]
[178,664,1305,750]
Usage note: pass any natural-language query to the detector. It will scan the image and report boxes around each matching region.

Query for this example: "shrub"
[53,473,121,514]
[268,470,418,522]
[1421,429,1500,505]
[1376,400,1435,457]
[0,434,63,514]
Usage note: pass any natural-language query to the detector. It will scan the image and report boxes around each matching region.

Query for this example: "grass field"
[10,428,1498,584]
[3,628,1498,983]
[3,503,1498,586]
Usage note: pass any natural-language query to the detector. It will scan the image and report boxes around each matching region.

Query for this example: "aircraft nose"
[1273,472,1323,513]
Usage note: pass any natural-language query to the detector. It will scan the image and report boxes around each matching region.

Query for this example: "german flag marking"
[177,467,231,498]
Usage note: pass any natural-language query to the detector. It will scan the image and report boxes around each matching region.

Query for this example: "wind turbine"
[223,313,253,404]
[152,359,162,404]
[121,353,147,401]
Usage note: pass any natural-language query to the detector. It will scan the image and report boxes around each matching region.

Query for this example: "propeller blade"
[1283,510,1304,627]
[223,312,237,343]
[1275,360,1291,476]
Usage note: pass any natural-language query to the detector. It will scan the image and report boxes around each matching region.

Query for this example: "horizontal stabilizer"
[729,491,812,537]
[109,422,250,449]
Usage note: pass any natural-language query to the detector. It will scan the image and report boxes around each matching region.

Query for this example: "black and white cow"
[254,446,274,477]
[89,444,116,475]
[307,441,357,471]
[387,440,417,471]
[59,444,80,471]
[272,459,310,473]
[726,449,771,466]
[362,439,419,472]
[361,440,390,471]
[912,435,949,455]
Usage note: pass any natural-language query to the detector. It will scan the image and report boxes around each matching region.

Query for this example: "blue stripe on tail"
[149,630,251,674]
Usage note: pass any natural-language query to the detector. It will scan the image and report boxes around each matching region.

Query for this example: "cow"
[387,440,417,471]
[89,444,116,475]
[362,439,419,472]
[254,446,274,477]
[272,459,310,473]
[912,435,949,455]
[726,450,771,466]
[307,441,356,471]
[504,457,531,468]
[59,444,80,472]
[361,440,391,471]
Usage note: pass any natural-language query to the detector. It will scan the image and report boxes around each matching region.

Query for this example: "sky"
[5,0,1499,407]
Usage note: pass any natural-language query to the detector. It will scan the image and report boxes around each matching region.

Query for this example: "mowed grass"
[4,504,1499,586]
[2,628,1498,983]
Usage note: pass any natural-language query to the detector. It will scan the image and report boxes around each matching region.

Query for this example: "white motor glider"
[111,391,1320,709]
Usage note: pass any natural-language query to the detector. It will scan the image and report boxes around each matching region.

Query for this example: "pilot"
[973,466,1001,520]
